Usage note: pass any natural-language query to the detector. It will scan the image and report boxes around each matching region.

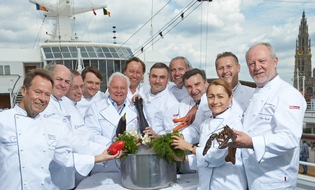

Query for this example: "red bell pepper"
[107,141,125,155]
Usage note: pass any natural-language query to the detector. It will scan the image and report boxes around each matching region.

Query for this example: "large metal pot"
[120,153,176,189]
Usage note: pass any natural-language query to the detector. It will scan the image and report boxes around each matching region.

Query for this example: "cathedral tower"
[294,11,312,100]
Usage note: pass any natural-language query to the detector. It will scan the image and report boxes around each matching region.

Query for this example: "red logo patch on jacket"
[289,106,300,109]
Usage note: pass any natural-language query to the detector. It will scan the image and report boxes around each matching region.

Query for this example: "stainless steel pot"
[120,153,176,189]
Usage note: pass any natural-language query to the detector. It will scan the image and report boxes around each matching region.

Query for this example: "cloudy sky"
[1,0,315,84]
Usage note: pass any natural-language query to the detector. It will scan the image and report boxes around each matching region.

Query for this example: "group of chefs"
[0,42,306,190]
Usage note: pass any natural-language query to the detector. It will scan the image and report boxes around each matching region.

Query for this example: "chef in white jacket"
[85,72,139,173]
[44,64,120,189]
[186,52,255,144]
[168,56,192,102]
[76,66,107,117]
[123,56,146,102]
[60,70,98,185]
[140,62,179,136]
[61,70,94,141]
[0,69,119,190]
[215,51,255,120]
[232,42,307,189]
[172,79,247,190]
[179,69,208,144]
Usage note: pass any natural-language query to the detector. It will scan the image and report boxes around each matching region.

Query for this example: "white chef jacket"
[178,96,200,144]
[168,82,190,102]
[142,86,179,134]
[187,108,247,190]
[84,96,139,173]
[61,97,94,141]
[0,105,75,190]
[43,96,104,189]
[232,82,255,120]
[77,91,107,117]
[182,93,210,144]
[242,76,306,189]
[187,83,254,144]
[61,96,106,186]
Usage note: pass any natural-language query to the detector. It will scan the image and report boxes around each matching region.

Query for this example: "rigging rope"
[119,0,172,48]
[33,16,46,48]
[134,0,203,56]
[204,2,210,71]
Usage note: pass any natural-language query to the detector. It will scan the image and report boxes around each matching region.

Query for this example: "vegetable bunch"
[150,132,185,164]
[114,131,139,158]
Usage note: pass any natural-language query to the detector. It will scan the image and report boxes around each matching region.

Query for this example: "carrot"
[173,116,186,123]
[173,121,189,132]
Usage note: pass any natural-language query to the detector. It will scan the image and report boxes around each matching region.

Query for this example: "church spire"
[294,11,312,100]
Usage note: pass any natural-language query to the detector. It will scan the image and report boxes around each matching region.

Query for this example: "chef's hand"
[184,105,198,125]
[231,129,253,149]
[143,127,159,139]
[95,149,123,163]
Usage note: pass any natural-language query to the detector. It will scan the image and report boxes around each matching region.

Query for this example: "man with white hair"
[85,72,139,173]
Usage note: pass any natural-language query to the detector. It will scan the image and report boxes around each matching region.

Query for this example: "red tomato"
[107,141,125,155]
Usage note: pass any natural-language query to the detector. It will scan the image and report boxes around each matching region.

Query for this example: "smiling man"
[232,42,307,190]
[84,72,139,173]
[169,56,192,102]
[43,64,112,189]
[123,57,146,101]
[215,52,254,119]
[0,69,119,190]
[141,62,179,137]
[77,66,106,117]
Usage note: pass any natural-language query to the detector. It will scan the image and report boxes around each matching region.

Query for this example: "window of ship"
[69,47,78,57]
[95,47,105,58]
[86,46,97,57]
[79,47,89,57]
[41,45,133,86]
[109,47,118,58]
[61,47,71,58]
[42,46,133,59]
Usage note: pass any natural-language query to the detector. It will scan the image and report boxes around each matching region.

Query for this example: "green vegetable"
[115,131,138,158]
[150,132,185,164]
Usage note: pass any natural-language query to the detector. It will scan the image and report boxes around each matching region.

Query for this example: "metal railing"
[298,133,315,188]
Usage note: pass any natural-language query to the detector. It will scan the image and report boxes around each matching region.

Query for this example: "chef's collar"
[109,96,126,115]
[232,82,240,93]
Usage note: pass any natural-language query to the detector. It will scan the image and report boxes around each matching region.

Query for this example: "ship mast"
[29,0,107,42]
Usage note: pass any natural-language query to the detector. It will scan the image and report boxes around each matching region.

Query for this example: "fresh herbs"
[115,131,139,157]
[114,131,185,163]
[151,132,185,164]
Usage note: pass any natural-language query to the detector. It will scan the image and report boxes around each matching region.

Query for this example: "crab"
[202,125,237,164]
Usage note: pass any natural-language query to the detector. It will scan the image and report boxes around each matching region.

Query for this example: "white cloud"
[1,0,315,85]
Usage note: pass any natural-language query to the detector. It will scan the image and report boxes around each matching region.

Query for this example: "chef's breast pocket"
[258,102,276,121]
